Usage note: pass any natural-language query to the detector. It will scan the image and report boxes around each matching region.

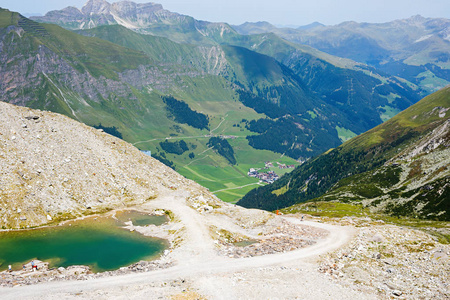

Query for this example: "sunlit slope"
[239,86,450,220]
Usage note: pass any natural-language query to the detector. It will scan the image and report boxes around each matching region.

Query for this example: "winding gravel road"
[0,193,376,299]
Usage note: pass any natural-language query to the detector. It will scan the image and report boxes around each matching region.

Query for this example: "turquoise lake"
[0,212,168,272]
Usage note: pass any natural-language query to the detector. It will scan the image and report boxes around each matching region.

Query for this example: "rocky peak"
[81,0,112,15]
[111,1,164,16]
[32,0,177,30]
[81,0,165,17]
[407,14,426,23]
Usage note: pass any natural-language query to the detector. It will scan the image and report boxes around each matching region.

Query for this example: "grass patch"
[283,201,370,218]
[335,126,357,143]
[378,105,401,122]
[272,185,289,196]
[284,201,450,243]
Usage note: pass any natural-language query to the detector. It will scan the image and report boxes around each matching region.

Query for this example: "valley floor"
[1,191,448,299]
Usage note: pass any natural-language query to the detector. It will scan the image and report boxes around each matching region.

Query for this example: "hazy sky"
[1,0,449,26]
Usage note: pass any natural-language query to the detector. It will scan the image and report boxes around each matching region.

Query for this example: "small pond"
[0,211,168,273]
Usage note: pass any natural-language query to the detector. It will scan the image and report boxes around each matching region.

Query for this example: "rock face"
[32,0,236,39]
[32,0,166,30]
[0,101,202,228]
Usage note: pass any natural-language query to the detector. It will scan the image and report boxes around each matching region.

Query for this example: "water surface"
[0,214,167,272]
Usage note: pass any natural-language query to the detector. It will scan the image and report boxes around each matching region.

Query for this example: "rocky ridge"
[0,27,193,108]
[32,0,237,42]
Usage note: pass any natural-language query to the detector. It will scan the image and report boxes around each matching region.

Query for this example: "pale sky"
[1,0,449,26]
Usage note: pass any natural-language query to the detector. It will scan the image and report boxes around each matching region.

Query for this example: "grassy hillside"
[238,86,450,220]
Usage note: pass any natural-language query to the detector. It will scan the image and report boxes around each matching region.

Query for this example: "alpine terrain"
[0,92,448,300]
[0,1,430,202]
[0,1,449,299]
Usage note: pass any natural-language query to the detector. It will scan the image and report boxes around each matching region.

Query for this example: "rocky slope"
[317,216,450,299]
[0,101,204,229]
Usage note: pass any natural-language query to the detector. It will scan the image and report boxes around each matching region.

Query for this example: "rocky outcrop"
[0,33,180,108]
[31,0,234,36]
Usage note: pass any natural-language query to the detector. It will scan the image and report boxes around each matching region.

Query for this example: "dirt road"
[0,192,376,299]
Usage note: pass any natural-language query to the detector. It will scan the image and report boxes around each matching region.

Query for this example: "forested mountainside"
[239,86,450,221]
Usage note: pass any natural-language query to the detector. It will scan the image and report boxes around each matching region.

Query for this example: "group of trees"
[92,124,123,139]
[245,116,341,159]
[159,139,189,155]
[207,137,236,165]
[163,96,209,130]
[152,152,175,169]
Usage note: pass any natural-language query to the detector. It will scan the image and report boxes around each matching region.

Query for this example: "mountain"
[31,0,239,45]
[29,1,423,140]
[297,22,325,30]
[232,21,278,35]
[0,5,424,202]
[0,100,204,229]
[233,16,450,93]
[238,86,450,221]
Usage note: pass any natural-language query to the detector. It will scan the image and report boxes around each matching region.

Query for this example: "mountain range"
[0,0,447,204]
[234,15,450,93]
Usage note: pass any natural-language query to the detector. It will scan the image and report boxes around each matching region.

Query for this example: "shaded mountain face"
[238,86,450,221]
[233,16,450,93]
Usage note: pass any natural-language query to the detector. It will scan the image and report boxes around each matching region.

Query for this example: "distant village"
[247,161,295,184]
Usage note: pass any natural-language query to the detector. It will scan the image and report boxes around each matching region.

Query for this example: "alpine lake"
[0,210,169,273]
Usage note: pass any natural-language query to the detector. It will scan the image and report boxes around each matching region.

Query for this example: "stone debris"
[220,236,316,258]
[217,219,328,258]
[0,259,174,287]
[318,220,450,299]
